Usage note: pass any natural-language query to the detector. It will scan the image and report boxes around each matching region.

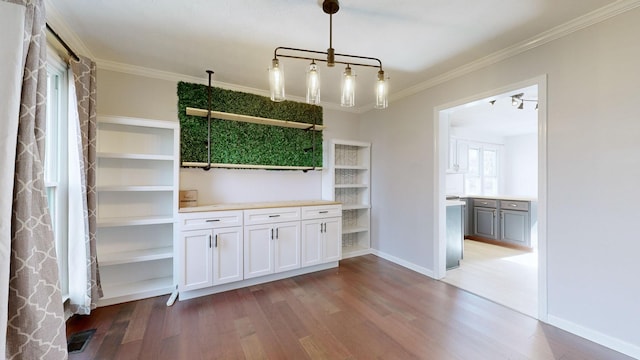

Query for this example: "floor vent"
[67,328,96,354]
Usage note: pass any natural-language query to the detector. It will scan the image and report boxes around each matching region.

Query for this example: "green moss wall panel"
[178,82,323,168]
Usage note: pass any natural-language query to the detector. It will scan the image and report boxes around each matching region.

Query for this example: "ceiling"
[46,0,617,110]
[449,85,538,137]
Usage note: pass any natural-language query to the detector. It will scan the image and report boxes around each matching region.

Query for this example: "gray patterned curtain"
[67,56,103,314]
[5,0,69,358]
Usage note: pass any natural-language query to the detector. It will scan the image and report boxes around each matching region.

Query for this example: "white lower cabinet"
[178,203,340,298]
[244,207,302,279]
[180,226,243,291]
[213,226,243,285]
[301,206,342,267]
[181,229,213,291]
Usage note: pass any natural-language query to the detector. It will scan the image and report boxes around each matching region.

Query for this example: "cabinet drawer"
[473,199,497,208]
[244,207,301,225]
[301,205,342,220]
[500,200,529,211]
[180,210,243,230]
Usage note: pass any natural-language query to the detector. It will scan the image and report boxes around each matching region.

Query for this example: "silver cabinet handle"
[271,228,274,240]
[319,211,329,214]
[510,203,518,207]
[482,202,488,205]
[269,214,280,218]
[215,234,218,248]
[209,234,212,248]
[206,219,220,222]
[276,227,279,239]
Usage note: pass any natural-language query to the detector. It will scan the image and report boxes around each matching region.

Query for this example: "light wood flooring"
[442,239,538,318]
[66,255,632,359]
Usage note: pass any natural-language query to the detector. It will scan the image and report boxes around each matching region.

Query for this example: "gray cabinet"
[470,197,535,248]
[499,200,530,246]
[474,207,498,239]
[473,199,498,240]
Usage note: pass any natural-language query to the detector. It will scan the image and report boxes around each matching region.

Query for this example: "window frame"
[45,46,70,300]
[464,141,504,196]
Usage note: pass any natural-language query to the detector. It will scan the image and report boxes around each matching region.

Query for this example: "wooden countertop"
[179,200,341,213]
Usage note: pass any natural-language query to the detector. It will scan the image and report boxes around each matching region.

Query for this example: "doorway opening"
[433,76,547,320]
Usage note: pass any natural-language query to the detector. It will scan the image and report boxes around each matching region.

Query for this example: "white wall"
[359,8,640,356]
[96,69,361,204]
[503,133,537,197]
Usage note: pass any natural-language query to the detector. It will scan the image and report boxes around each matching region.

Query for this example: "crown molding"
[390,0,640,104]
[44,0,94,59]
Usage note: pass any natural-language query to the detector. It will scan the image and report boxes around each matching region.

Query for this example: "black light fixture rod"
[274,46,383,69]
[204,70,214,171]
[45,23,80,62]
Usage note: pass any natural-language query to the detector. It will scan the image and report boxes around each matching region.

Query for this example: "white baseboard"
[547,315,640,359]
[369,249,435,278]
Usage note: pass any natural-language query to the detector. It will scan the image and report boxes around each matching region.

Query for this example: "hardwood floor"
[67,255,631,359]
[442,239,538,317]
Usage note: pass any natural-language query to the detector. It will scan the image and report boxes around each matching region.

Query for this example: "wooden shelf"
[186,107,325,131]
[98,152,174,161]
[181,162,322,171]
[100,247,173,266]
[97,215,175,227]
[341,245,371,259]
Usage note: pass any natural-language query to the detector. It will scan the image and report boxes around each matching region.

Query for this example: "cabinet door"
[213,226,243,285]
[244,224,274,279]
[474,207,497,239]
[301,220,323,267]
[500,210,529,245]
[180,229,213,291]
[323,217,342,262]
[274,221,301,273]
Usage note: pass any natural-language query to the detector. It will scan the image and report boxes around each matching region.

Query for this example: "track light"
[269,0,388,108]
[511,93,524,107]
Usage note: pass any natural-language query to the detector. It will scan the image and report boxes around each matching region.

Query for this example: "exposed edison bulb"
[375,70,388,109]
[306,61,320,105]
[341,65,355,107]
[269,58,285,102]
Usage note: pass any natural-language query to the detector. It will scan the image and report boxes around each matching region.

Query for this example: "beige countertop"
[179,200,341,213]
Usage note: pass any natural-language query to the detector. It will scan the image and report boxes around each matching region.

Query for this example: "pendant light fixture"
[306,61,320,105]
[269,0,388,109]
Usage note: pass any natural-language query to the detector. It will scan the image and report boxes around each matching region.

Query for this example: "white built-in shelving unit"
[323,139,371,258]
[96,115,179,306]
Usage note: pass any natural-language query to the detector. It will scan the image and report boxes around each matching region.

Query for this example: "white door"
[301,220,322,267]
[274,221,301,273]
[213,226,243,285]
[244,224,274,279]
[323,217,342,262]
[180,229,213,291]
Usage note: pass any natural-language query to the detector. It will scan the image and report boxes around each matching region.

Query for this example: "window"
[464,142,502,196]
[45,47,70,299]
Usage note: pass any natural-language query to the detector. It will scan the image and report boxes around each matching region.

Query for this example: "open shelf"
[98,276,174,307]
[97,215,175,227]
[342,226,369,234]
[99,247,173,266]
[186,107,325,131]
[98,185,174,192]
[335,184,368,189]
[181,162,321,171]
[98,152,174,161]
